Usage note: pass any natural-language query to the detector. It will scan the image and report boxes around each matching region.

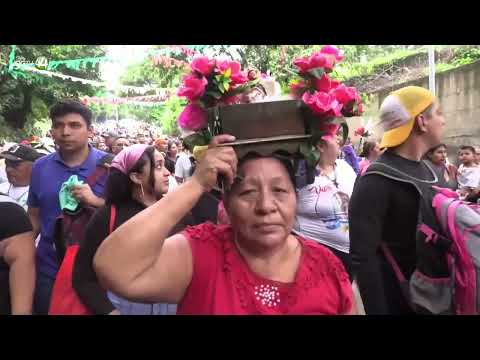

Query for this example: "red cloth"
[177,223,354,315]
[49,245,92,315]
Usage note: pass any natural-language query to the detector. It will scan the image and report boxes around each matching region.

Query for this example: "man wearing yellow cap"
[349,86,446,314]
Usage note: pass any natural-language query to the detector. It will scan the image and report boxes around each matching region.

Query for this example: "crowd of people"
[0,84,479,315]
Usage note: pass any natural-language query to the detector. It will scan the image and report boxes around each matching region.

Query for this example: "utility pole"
[428,45,436,96]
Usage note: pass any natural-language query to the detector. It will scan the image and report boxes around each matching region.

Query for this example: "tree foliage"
[0,45,106,140]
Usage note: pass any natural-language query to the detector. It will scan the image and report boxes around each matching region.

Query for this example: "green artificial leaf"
[307,67,325,79]
[206,90,222,99]
[183,130,211,150]
[341,122,349,144]
[226,79,259,97]
[215,75,222,82]
[299,143,320,167]
[218,82,225,94]
[223,81,230,92]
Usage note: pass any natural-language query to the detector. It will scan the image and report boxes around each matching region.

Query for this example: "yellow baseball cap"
[379,86,435,148]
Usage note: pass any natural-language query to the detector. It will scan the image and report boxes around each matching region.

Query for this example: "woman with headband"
[73,144,193,315]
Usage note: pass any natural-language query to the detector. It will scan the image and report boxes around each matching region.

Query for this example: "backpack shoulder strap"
[364,160,428,195]
[85,154,110,188]
[109,204,117,235]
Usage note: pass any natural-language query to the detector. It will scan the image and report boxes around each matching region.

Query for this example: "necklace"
[318,164,339,188]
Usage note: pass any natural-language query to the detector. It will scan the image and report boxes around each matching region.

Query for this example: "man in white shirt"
[174,142,193,184]
[0,144,43,210]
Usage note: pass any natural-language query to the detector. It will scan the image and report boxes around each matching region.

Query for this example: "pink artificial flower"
[293,52,336,74]
[302,91,343,117]
[331,85,359,106]
[314,74,340,93]
[216,60,248,85]
[191,56,215,76]
[320,45,344,62]
[354,127,365,137]
[177,75,208,101]
[177,103,208,131]
[230,71,249,85]
[290,80,306,98]
[309,52,336,72]
[216,60,241,75]
[318,122,340,142]
[293,56,312,74]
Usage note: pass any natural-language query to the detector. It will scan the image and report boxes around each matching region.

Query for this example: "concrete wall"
[359,60,480,163]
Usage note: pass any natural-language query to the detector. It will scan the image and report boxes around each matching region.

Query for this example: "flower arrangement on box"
[175,47,364,168]
[289,45,364,165]
[176,56,261,147]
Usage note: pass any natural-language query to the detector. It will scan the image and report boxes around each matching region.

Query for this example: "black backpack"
[364,159,453,314]
[53,156,110,262]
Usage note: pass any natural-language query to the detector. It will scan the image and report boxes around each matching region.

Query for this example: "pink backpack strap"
[380,243,406,283]
[418,223,439,244]
[109,205,117,234]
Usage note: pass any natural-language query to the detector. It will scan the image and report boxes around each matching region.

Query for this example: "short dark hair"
[112,137,128,145]
[49,100,93,127]
[167,140,178,153]
[104,146,156,205]
[459,145,475,154]
[425,143,447,159]
[181,138,192,152]
[360,141,377,158]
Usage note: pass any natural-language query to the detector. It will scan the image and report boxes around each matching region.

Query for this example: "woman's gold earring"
[140,183,145,198]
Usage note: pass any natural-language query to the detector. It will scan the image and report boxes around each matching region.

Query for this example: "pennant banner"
[7,45,211,80]
[15,45,204,72]
[11,63,172,94]
[151,55,189,69]
[82,93,173,106]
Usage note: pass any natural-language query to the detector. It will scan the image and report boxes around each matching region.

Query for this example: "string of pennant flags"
[10,63,172,95]
[81,93,174,106]
[9,45,205,72]
[4,45,210,94]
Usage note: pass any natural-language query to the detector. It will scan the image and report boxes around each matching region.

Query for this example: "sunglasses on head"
[5,159,24,168]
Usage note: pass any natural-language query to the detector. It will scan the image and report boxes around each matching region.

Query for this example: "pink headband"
[111,144,149,175]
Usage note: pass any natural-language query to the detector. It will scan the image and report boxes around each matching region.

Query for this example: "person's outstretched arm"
[94,135,237,304]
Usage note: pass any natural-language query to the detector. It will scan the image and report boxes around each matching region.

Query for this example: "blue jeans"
[108,292,177,315]
[34,272,55,315]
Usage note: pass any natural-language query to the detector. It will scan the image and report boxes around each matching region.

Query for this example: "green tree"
[120,45,188,92]
[0,45,106,139]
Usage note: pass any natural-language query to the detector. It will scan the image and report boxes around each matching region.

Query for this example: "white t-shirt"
[0,182,30,211]
[293,159,357,254]
[175,152,193,180]
[0,161,7,184]
[168,175,178,192]
[457,164,480,189]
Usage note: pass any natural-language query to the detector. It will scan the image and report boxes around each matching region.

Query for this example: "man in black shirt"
[349,86,446,314]
[0,198,35,314]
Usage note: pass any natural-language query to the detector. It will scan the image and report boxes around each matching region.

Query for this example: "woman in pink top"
[94,135,355,315]
[358,141,382,176]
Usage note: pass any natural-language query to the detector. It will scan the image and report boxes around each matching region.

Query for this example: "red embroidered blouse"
[177,223,353,315]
